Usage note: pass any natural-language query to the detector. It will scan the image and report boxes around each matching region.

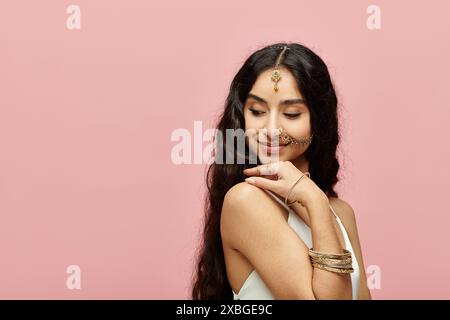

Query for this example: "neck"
[291,154,309,174]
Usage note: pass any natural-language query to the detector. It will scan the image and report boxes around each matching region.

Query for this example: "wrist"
[302,188,329,209]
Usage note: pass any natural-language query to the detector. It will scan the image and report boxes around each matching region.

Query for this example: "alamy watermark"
[66,5,81,30]
[170,120,284,165]
[66,264,81,290]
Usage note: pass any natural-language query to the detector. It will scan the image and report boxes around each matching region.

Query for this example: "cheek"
[285,115,311,137]
[243,111,251,130]
[243,115,258,146]
[244,115,262,132]
[243,115,250,131]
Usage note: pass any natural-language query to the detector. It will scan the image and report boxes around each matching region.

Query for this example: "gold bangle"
[311,263,354,274]
[310,256,352,266]
[285,172,310,207]
[308,248,352,260]
[310,259,353,270]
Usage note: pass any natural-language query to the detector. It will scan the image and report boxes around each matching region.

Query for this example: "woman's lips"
[258,139,287,147]
[258,141,287,154]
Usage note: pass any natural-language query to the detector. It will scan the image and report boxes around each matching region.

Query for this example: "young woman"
[191,42,371,300]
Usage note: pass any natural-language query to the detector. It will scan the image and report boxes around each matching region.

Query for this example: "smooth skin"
[220,66,371,299]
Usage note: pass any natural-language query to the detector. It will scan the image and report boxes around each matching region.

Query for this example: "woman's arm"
[297,192,352,299]
[240,161,359,299]
[222,182,351,299]
[328,198,372,300]
[221,182,316,299]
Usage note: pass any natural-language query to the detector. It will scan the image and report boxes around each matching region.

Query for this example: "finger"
[245,176,278,190]
[243,166,260,176]
[244,162,280,176]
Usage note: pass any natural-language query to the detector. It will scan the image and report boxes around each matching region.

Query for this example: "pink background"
[1,0,449,299]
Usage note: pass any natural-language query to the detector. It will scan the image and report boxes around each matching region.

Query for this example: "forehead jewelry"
[271,46,290,92]
[278,127,313,146]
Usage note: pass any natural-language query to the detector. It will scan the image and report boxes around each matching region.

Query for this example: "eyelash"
[249,108,301,119]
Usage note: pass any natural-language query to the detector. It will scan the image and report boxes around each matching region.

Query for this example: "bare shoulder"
[223,181,267,207]
[328,197,357,230]
[220,182,286,247]
[220,182,315,299]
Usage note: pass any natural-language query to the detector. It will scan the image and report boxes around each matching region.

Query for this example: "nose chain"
[278,127,313,146]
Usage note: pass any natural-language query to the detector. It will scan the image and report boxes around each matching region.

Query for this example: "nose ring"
[277,127,313,146]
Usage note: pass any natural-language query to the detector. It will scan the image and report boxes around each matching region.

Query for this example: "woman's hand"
[243,161,326,208]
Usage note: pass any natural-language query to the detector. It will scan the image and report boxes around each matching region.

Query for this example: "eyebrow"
[247,93,306,106]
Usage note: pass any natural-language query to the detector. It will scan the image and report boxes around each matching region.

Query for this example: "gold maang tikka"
[271,46,290,92]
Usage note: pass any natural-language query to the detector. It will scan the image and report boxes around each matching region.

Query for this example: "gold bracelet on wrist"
[308,248,354,274]
[284,172,310,207]
[308,248,352,260]
[310,256,352,266]
[311,262,354,274]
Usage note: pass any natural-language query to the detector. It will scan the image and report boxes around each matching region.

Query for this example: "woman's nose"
[262,119,281,143]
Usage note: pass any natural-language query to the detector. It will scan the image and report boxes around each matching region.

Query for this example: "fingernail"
[245,178,256,184]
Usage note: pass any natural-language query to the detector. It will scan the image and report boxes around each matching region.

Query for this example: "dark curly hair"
[191,42,341,299]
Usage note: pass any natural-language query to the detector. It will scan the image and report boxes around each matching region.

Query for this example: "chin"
[256,151,290,164]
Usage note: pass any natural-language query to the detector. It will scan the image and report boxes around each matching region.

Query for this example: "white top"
[232,190,360,300]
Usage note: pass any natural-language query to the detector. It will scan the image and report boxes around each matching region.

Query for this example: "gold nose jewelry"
[277,127,313,146]
[271,45,290,92]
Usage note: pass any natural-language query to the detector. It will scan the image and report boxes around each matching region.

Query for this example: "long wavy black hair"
[191,42,341,299]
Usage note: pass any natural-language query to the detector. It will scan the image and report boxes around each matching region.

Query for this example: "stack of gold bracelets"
[284,171,354,274]
[308,248,354,274]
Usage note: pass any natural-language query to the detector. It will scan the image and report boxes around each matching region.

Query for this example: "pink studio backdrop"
[0,0,449,299]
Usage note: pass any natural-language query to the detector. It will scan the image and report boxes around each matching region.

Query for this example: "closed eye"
[249,108,265,116]
[284,113,301,119]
